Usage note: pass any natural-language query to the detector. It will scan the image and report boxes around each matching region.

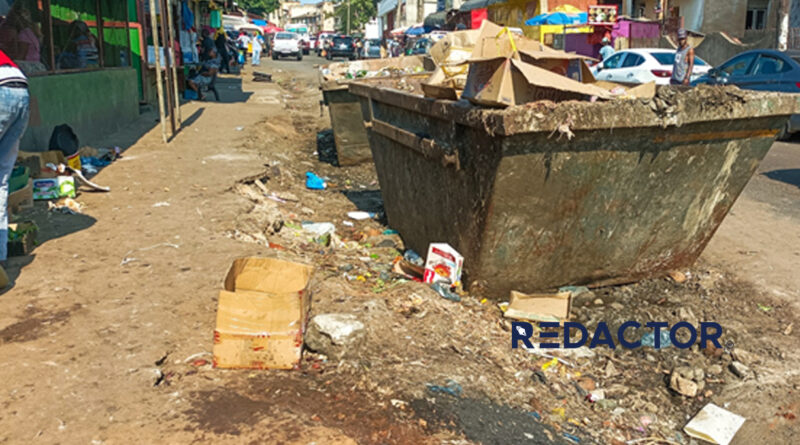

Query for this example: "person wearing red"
[0,50,29,281]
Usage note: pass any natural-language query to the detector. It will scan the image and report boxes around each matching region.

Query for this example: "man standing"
[0,49,29,284]
[599,37,615,61]
[251,33,262,66]
[671,28,695,85]
[199,29,216,61]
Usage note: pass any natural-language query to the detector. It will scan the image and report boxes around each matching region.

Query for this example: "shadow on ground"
[763,169,800,189]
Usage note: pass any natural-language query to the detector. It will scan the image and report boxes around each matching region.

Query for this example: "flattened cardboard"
[684,403,745,445]
[504,291,572,322]
[213,257,314,370]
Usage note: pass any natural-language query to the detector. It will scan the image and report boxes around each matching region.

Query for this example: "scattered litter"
[235,126,245,131]
[684,403,745,445]
[305,171,327,190]
[48,197,83,214]
[302,222,336,236]
[641,330,672,349]
[403,249,424,267]
[347,211,375,220]
[152,201,170,207]
[342,220,354,227]
[430,282,461,302]
[383,229,398,235]
[423,243,463,285]
[120,242,179,266]
[426,379,463,397]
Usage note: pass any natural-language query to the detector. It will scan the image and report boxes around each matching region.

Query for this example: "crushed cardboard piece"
[213,257,314,370]
[684,403,746,445]
[423,243,464,286]
[504,291,572,322]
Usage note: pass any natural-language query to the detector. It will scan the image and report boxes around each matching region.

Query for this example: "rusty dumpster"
[319,56,435,166]
[348,82,799,297]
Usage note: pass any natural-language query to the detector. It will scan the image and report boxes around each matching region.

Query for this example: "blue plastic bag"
[305,172,327,190]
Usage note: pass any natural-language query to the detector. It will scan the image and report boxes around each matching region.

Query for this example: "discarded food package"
[213,257,314,370]
[423,243,464,286]
[18,150,67,178]
[684,403,746,445]
[33,176,75,200]
[504,290,571,322]
[7,221,38,257]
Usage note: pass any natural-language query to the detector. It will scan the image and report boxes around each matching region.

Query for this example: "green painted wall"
[21,69,140,150]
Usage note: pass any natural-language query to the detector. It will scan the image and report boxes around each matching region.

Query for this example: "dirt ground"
[0,56,798,444]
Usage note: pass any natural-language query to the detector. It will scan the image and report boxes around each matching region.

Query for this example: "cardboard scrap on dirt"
[504,290,572,322]
[684,403,746,445]
[213,257,313,370]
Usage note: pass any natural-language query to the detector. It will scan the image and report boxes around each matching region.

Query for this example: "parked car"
[272,32,303,61]
[591,48,711,85]
[327,36,356,60]
[693,49,800,136]
[365,39,382,59]
[408,37,433,56]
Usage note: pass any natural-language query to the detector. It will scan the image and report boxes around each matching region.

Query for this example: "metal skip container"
[349,82,799,297]
[319,56,434,166]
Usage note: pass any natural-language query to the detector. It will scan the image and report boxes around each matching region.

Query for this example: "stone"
[731,348,757,366]
[605,361,619,378]
[708,364,723,376]
[670,372,698,397]
[610,302,624,310]
[305,314,366,359]
[668,270,687,283]
[693,368,705,381]
[578,377,596,392]
[594,298,604,305]
[729,361,750,379]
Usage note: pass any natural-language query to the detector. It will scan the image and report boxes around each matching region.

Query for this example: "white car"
[272,32,303,61]
[591,48,711,85]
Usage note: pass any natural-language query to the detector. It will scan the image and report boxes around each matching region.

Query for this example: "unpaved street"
[1,56,799,444]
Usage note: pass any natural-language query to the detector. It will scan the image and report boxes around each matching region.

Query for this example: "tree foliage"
[334,0,376,34]
[238,0,281,15]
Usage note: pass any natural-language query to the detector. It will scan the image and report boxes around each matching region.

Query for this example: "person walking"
[251,33,262,66]
[0,49,29,285]
[671,28,695,86]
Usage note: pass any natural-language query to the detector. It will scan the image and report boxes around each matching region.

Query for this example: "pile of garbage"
[318,55,434,85]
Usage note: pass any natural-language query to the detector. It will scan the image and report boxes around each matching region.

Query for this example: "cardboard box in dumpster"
[32,176,75,200]
[423,243,464,285]
[213,257,314,370]
[462,21,610,106]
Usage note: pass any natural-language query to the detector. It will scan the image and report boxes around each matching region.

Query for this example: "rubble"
[305,314,366,359]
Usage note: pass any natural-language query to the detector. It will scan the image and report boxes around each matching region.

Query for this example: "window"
[651,52,676,66]
[746,8,767,30]
[621,53,645,68]
[752,54,792,75]
[603,52,625,69]
[719,53,757,76]
[0,0,51,74]
[0,0,133,76]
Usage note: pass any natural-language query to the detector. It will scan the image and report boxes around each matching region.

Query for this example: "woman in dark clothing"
[215,31,230,74]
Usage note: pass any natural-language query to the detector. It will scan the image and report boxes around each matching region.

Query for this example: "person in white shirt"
[251,32,262,66]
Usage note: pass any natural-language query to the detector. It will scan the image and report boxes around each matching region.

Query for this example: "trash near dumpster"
[319,56,435,166]
[349,81,799,297]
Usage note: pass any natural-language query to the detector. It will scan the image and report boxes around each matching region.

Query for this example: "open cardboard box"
[504,290,572,322]
[213,257,314,370]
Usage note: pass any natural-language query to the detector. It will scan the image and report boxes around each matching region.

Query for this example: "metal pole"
[347,0,351,35]
[159,0,177,136]
[778,0,790,51]
[164,0,181,125]
[149,0,168,143]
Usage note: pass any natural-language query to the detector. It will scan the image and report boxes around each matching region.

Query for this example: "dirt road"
[0,56,798,444]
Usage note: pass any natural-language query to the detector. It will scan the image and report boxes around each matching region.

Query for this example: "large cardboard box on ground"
[213,257,314,370]
[17,150,67,178]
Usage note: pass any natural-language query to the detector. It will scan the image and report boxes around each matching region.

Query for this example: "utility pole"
[347,0,351,35]
[779,0,790,51]
[395,0,402,31]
